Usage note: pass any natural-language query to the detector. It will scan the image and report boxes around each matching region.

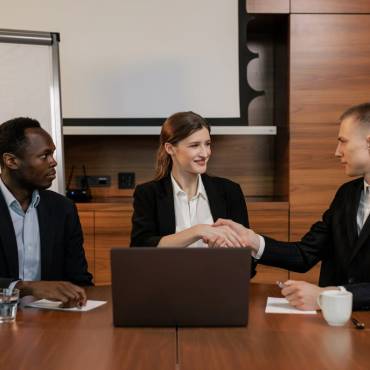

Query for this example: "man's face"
[14,128,57,190]
[335,116,370,177]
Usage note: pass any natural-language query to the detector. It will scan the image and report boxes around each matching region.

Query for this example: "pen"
[352,317,365,330]
[276,281,287,289]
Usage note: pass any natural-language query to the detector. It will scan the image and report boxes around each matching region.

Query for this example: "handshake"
[199,219,261,251]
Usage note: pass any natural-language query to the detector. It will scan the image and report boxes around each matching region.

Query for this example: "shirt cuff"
[251,235,265,260]
[8,280,21,293]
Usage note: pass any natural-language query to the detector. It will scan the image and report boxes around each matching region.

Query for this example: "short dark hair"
[340,102,370,127]
[0,117,41,166]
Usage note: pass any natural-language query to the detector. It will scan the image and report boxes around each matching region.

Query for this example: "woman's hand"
[196,224,244,248]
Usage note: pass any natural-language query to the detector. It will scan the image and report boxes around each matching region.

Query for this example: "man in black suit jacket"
[216,103,370,310]
[0,117,92,307]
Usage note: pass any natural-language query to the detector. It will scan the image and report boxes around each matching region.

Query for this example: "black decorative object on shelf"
[239,11,266,125]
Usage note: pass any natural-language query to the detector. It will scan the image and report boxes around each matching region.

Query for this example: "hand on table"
[280,280,338,311]
[17,280,87,308]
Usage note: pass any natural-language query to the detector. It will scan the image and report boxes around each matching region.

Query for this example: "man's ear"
[164,142,175,156]
[2,153,20,170]
[367,135,370,149]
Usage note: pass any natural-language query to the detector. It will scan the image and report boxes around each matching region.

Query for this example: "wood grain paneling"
[2,287,176,370]
[94,210,132,285]
[78,211,95,280]
[178,284,370,370]
[290,14,370,238]
[291,0,370,13]
[248,202,289,283]
[247,0,290,14]
[64,135,276,198]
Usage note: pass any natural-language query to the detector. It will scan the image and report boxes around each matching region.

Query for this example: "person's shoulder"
[202,174,241,191]
[135,179,162,193]
[39,190,75,209]
[134,177,170,198]
[337,177,363,193]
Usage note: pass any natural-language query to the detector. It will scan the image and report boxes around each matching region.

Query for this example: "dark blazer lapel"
[350,180,369,262]
[346,180,362,250]
[37,192,53,279]
[0,191,19,277]
[202,174,227,221]
[157,176,176,235]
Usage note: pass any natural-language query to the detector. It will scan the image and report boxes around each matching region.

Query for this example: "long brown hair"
[154,111,210,180]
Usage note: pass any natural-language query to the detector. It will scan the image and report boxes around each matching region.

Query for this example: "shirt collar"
[170,173,207,200]
[0,176,40,210]
[364,180,370,194]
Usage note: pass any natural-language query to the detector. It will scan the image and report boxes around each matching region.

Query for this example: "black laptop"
[111,248,251,327]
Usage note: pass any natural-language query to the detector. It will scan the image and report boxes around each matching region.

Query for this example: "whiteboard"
[0,0,240,119]
[0,31,65,194]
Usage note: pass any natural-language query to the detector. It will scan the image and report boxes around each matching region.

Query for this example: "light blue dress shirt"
[0,177,41,281]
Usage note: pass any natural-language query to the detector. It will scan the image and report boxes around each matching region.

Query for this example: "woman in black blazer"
[130,111,252,251]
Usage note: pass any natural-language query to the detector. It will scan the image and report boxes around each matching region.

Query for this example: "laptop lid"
[111,248,251,327]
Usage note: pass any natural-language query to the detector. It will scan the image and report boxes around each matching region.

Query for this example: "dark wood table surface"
[0,286,176,370]
[178,284,370,370]
[1,284,370,370]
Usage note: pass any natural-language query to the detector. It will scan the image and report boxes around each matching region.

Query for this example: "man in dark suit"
[0,117,92,307]
[216,102,370,310]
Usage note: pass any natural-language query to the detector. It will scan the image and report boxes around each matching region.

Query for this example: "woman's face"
[166,127,211,175]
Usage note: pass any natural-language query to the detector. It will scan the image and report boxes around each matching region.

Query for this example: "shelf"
[63,125,277,136]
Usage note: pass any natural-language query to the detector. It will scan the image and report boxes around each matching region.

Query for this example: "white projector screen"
[0,0,240,119]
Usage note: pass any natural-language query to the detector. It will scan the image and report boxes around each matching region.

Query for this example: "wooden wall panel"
[94,210,132,285]
[291,0,370,13]
[290,14,370,239]
[247,0,290,14]
[64,135,276,199]
[78,211,95,280]
[248,202,289,283]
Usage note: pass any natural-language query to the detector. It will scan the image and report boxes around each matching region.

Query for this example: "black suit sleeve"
[261,206,333,273]
[130,184,161,247]
[343,283,370,310]
[0,278,14,288]
[63,202,93,286]
[260,191,336,273]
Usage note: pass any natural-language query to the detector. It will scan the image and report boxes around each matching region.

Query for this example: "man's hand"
[17,281,87,308]
[281,280,338,311]
[213,218,260,252]
[198,224,244,247]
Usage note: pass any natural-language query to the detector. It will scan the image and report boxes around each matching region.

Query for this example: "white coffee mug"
[317,290,353,326]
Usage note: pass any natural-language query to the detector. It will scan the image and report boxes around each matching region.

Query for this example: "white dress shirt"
[171,173,214,248]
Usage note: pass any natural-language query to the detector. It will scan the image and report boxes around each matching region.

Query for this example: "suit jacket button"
[348,277,355,284]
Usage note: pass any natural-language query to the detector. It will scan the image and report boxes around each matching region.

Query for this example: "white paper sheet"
[265,297,317,314]
[25,299,106,312]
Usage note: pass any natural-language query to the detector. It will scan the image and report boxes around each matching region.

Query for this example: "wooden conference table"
[1,284,369,370]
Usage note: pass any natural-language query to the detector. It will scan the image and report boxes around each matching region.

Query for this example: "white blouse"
[171,174,214,248]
